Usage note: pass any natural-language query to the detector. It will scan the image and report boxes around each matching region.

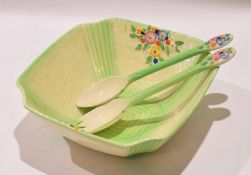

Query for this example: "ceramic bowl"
[17,18,217,156]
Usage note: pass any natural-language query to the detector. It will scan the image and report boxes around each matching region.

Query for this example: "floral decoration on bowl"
[130,25,185,65]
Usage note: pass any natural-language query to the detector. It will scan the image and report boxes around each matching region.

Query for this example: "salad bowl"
[17,18,218,156]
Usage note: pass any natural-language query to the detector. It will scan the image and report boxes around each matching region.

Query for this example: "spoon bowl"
[77,76,129,107]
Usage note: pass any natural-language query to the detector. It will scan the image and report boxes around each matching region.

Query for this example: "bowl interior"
[18,18,212,145]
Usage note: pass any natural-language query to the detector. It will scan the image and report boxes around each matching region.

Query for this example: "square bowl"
[17,18,217,156]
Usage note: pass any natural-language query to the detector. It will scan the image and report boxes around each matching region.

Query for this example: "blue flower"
[219,51,229,59]
[153,58,159,64]
[216,37,226,46]
[157,30,169,41]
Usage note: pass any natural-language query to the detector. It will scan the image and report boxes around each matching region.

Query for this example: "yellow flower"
[136,28,142,35]
[150,45,161,57]
[151,26,157,32]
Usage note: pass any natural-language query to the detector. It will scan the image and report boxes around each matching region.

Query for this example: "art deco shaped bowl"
[17,18,217,156]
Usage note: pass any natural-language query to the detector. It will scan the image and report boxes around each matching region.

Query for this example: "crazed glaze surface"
[17,18,218,156]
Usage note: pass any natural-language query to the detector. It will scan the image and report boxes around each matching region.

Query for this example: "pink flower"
[144,31,157,44]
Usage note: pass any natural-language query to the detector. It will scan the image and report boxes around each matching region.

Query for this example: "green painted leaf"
[228,48,233,53]
[130,33,136,38]
[226,36,231,41]
[175,41,184,46]
[198,45,204,49]
[136,35,143,39]
[207,56,213,60]
[161,42,165,51]
[143,43,150,51]
[135,44,142,50]
[175,46,180,53]
[147,25,151,30]
[201,61,208,65]
[131,25,136,32]
[166,46,170,56]
[142,28,146,32]
[146,56,153,64]
[159,57,164,61]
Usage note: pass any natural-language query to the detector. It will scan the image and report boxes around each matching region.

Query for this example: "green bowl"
[17,18,217,156]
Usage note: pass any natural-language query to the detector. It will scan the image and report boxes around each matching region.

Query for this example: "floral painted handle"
[200,47,235,66]
[128,34,233,83]
[129,47,236,106]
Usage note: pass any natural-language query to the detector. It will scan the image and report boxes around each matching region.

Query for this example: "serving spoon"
[77,34,233,107]
[78,47,236,133]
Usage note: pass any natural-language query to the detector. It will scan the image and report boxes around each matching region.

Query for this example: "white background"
[0,0,251,174]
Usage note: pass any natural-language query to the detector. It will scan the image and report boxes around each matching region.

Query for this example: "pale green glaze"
[17,18,220,156]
